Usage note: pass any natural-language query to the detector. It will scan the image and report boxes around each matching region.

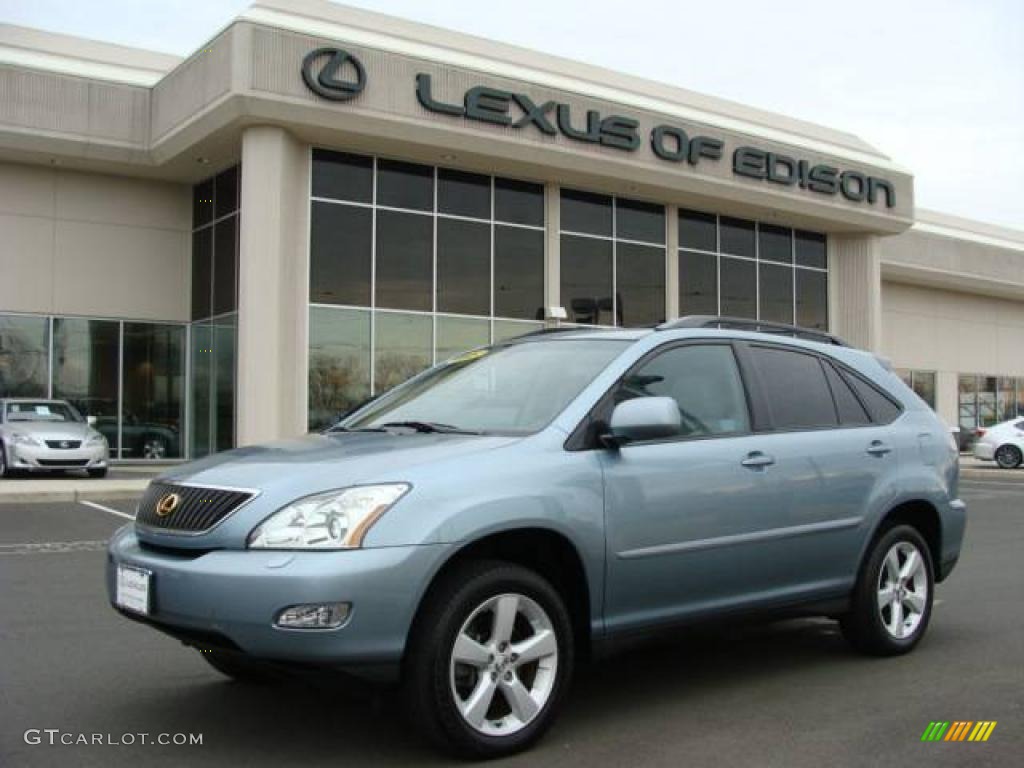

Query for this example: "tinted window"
[796,270,828,330]
[678,209,717,251]
[192,179,213,227]
[619,344,750,437]
[823,361,871,425]
[377,159,433,211]
[759,262,793,324]
[309,202,372,306]
[616,243,665,327]
[720,257,756,318]
[375,210,432,311]
[759,224,792,263]
[720,216,755,257]
[679,250,718,315]
[750,346,837,429]
[312,150,373,203]
[191,227,212,320]
[495,178,544,226]
[616,199,665,244]
[840,368,902,424]
[795,230,827,268]
[214,166,238,219]
[561,189,612,236]
[494,225,544,320]
[561,235,612,324]
[212,216,238,315]
[0,314,49,397]
[438,168,490,219]
[1015,420,1024,430]
[437,218,490,315]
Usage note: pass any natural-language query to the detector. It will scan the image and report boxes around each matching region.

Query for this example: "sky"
[1,0,1021,229]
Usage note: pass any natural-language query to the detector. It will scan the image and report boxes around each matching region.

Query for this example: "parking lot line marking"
[79,500,135,520]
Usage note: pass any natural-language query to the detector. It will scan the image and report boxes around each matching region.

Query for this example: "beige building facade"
[0,0,1020,459]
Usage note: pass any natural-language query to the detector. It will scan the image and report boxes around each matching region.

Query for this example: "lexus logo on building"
[301,47,366,101]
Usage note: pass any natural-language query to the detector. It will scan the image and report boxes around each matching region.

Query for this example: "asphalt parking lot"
[1,477,1021,767]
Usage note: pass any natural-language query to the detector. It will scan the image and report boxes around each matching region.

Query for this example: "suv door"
[599,341,796,634]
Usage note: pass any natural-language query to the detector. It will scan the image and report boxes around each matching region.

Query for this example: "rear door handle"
[741,451,775,469]
[867,440,893,457]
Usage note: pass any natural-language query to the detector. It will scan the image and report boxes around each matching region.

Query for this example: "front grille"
[136,481,254,534]
[45,440,82,449]
[37,459,88,467]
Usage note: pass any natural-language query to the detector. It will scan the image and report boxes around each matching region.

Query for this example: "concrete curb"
[0,482,150,504]
[960,469,1024,483]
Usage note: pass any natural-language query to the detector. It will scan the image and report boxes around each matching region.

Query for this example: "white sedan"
[973,417,1024,469]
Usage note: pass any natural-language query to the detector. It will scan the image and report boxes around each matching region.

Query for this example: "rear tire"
[840,524,934,656]
[995,444,1022,469]
[198,650,276,683]
[403,560,574,759]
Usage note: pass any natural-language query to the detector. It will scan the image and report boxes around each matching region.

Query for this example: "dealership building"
[1,0,1022,460]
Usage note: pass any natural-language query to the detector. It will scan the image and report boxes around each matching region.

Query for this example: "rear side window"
[823,361,871,426]
[749,346,837,429]
[839,368,902,424]
[1015,421,1024,430]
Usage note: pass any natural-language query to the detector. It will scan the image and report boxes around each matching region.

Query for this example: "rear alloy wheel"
[994,444,1022,469]
[841,524,934,655]
[404,561,573,759]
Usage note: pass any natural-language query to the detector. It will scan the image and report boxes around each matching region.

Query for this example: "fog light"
[275,602,350,629]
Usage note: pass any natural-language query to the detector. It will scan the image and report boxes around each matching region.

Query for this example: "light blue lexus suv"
[107,317,966,758]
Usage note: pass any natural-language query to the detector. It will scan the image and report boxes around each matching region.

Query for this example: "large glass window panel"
[494,226,544,320]
[308,306,371,430]
[436,315,490,363]
[213,315,236,453]
[678,209,717,252]
[976,375,997,428]
[958,374,978,435]
[377,159,433,211]
[679,250,718,316]
[561,189,612,236]
[1018,378,1024,418]
[122,323,185,459]
[310,202,372,306]
[759,262,794,324]
[51,318,120,455]
[796,269,828,330]
[189,323,212,459]
[375,210,433,311]
[192,179,214,228]
[312,149,373,203]
[616,243,665,326]
[495,178,544,226]
[758,224,792,264]
[561,235,613,325]
[913,371,937,410]
[720,216,755,257]
[213,215,238,316]
[437,218,490,316]
[374,312,433,393]
[493,319,543,343]
[616,199,665,244]
[0,314,49,397]
[795,230,827,269]
[719,256,756,318]
[191,227,212,320]
[438,168,490,219]
[214,166,239,219]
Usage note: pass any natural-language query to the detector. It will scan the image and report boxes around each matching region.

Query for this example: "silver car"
[0,398,109,477]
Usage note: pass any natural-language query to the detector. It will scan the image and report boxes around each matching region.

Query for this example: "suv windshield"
[5,401,82,423]
[343,338,629,435]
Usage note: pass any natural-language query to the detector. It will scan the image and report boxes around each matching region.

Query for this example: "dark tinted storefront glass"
[616,199,665,244]
[192,179,214,228]
[561,235,613,325]
[679,250,718,315]
[310,202,372,306]
[191,227,212,321]
[375,210,432,311]
[213,216,238,316]
[377,159,433,211]
[189,322,211,459]
[796,269,828,330]
[312,150,373,203]
[308,306,371,430]
[561,189,612,236]
[679,209,717,251]
[720,216,755,257]
[719,256,756,318]
[214,166,239,219]
[438,168,491,219]
[122,323,185,459]
[495,178,544,226]
[375,312,432,392]
[0,314,49,398]
[437,218,490,315]
[795,230,827,269]
[759,224,792,263]
[759,262,793,323]
[214,316,236,453]
[436,316,490,363]
[495,226,543,320]
[51,318,120,454]
[616,243,665,326]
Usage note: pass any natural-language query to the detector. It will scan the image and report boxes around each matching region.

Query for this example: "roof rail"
[656,315,850,347]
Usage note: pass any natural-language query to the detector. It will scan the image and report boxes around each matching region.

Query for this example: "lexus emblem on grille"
[60,441,69,448]
[301,47,366,101]
[156,493,181,518]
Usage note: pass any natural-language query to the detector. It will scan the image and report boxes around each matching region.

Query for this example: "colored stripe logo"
[921,721,997,742]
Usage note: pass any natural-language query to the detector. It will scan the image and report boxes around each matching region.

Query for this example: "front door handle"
[867,440,893,457]
[741,451,775,469]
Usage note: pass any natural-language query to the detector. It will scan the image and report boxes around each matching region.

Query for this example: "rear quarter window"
[838,367,902,424]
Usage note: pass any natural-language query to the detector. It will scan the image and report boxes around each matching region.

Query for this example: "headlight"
[247,484,410,550]
[86,432,106,446]
[9,432,41,447]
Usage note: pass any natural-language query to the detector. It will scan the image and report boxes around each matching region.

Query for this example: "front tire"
[403,560,574,759]
[995,444,1022,469]
[840,524,934,656]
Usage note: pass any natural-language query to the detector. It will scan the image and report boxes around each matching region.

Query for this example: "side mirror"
[86,415,97,426]
[605,397,680,446]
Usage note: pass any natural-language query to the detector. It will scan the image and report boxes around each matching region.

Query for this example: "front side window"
[615,344,750,438]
